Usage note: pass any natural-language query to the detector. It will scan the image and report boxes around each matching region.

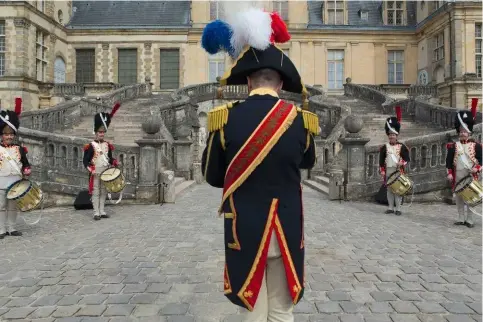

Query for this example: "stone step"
[314,175,330,186]
[175,179,196,197]
[303,178,329,195]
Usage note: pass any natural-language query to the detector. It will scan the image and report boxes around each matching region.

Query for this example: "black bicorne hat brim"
[220,45,306,95]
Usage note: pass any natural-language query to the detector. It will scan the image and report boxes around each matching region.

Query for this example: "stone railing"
[17,128,140,199]
[38,82,125,98]
[345,81,482,130]
[383,98,483,130]
[357,83,438,98]
[160,82,332,138]
[22,83,151,132]
[344,82,395,108]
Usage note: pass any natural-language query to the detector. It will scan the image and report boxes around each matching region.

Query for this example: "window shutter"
[160,49,180,90]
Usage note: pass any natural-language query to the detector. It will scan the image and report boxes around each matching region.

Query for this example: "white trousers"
[91,174,107,217]
[386,167,402,212]
[455,169,474,225]
[0,189,18,234]
[243,231,294,322]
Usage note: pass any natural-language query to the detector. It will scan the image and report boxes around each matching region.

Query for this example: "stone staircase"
[57,94,171,146]
[304,95,444,197]
[337,96,442,146]
[55,94,196,200]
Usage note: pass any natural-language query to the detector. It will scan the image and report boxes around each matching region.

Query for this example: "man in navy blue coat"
[201,41,319,322]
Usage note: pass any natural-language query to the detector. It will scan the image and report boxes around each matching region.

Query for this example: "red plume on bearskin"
[110,102,120,118]
[14,97,22,116]
[471,98,478,120]
[395,105,402,123]
[270,12,291,44]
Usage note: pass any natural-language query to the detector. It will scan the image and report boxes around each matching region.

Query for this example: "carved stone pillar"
[45,1,55,18]
[337,115,370,200]
[47,34,57,82]
[13,18,31,77]
[101,43,109,82]
[143,42,152,84]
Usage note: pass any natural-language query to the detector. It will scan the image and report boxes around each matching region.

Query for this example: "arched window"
[54,56,66,83]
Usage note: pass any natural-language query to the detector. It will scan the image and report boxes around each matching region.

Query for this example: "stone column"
[47,34,57,82]
[337,115,370,200]
[101,43,110,82]
[13,18,31,77]
[144,42,152,85]
[174,139,192,180]
[134,121,164,203]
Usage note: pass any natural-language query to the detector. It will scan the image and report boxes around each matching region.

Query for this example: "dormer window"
[358,9,369,21]
[384,1,406,26]
[325,0,346,25]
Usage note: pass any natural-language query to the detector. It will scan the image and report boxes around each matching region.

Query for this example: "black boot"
[8,231,22,236]
[94,215,101,221]
[385,210,394,214]
[0,233,6,239]
[465,222,475,228]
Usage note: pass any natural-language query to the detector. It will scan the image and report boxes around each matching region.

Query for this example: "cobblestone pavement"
[0,184,481,322]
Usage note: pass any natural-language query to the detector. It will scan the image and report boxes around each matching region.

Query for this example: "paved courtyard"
[0,184,481,322]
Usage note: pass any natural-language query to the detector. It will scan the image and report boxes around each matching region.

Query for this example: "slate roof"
[308,0,417,30]
[67,0,191,29]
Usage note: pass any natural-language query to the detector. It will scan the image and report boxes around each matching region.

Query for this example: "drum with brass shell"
[386,171,413,196]
[100,167,126,193]
[454,175,483,207]
[6,179,44,212]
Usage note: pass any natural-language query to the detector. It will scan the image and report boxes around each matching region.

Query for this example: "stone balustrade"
[21,83,150,132]
[356,83,438,98]
[383,98,483,130]
[38,82,126,98]
[344,82,395,108]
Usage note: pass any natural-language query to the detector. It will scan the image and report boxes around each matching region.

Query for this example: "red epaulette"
[23,146,28,153]
[83,143,91,151]
[108,142,115,151]
[446,142,455,149]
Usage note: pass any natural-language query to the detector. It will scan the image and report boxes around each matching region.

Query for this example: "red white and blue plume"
[201,3,291,59]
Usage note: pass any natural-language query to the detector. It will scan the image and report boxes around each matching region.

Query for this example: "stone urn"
[344,115,363,134]
[141,118,161,137]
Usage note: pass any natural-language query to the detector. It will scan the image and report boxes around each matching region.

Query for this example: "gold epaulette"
[298,108,320,136]
[207,101,238,132]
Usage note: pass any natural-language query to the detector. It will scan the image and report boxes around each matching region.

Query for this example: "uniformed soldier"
[0,98,31,239]
[379,106,410,216]
[83,103,120,221]
[201,7,318,322]
[446,98,482,228]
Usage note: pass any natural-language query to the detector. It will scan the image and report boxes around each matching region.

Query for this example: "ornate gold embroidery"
[227,195,241,250]
[203,133,215,180]
[237,199,278,311]
[224,264,232,295]
[274,215,303,304]
[243,290,253,298]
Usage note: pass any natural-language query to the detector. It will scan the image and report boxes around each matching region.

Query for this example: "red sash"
[219,100,297,212]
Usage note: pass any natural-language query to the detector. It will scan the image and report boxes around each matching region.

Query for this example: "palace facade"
[0,0,481,110]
